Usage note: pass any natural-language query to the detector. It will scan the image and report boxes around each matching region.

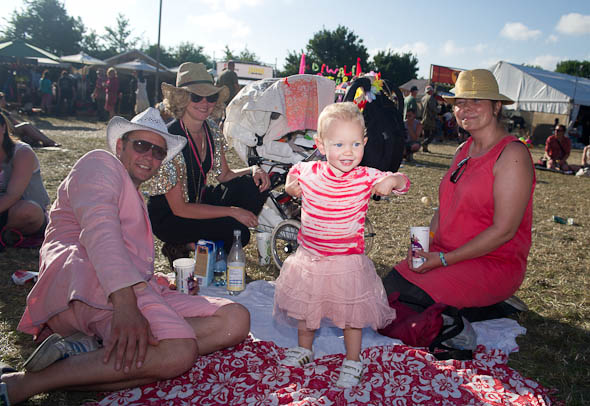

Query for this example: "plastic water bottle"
[226,230,246,296]
[213,241,226,286]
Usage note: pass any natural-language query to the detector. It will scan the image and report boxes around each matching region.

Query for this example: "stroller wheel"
[271,219,301,269]
[364,216,375,255]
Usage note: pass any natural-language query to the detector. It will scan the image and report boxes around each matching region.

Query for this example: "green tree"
[2,0,84,55]
[555,60,590,78]
[222,45,259,63]
[103,13,138,54]
[521,63,543,70]
[281,25,368,78]
[143,44,176,68]
[372,50,418,87]
[175,42,211,67]
[278,50,303,77]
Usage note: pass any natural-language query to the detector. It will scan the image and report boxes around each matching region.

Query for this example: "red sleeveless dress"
[396,135,535,308]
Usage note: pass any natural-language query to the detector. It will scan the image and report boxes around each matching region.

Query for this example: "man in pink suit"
[0,108,250,405]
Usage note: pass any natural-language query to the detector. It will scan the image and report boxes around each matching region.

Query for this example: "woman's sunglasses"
[450,156,470,183]
[190,93,219,103]
[130,139,167,161]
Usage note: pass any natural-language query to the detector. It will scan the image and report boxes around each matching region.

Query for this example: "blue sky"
[4,0,590,78]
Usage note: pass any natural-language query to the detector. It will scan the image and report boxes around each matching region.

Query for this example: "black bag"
[343,77,406,173]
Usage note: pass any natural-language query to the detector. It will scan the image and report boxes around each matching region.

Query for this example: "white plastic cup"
[173,258,195,294]
[410,226,430,268]
[257,232,272,265]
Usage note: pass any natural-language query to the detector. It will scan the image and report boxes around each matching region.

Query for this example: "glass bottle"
[226,230,246,295]
[214,241,226,286]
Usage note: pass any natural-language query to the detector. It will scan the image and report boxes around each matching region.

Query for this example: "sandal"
[161,243,192,269]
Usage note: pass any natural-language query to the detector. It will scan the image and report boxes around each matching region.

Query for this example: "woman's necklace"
[180,120,213,203]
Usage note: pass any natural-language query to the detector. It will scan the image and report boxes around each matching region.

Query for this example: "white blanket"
[201,280,526,357]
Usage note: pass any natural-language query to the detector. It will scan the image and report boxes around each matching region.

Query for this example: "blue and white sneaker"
[23,332,102,372]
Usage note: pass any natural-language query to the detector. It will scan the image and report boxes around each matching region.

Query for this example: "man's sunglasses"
[450,156,470,183]
[129,139,167,161]
[190,93,219,103]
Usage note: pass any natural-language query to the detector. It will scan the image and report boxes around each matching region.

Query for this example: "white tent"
[490,61,590,120]
[61,52,105,66]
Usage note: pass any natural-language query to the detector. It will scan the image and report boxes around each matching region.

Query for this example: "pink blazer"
[19,150,156,336]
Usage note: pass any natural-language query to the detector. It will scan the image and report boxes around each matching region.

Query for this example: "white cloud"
[369,42,429,58]
[556,13,590,35]
[188,12,250,38]
[546,34,558,44]
[199,0,264,12]
[442,40,465,55]
[529,55,560,71]
[474,43,488,53]
[500,22,542,40]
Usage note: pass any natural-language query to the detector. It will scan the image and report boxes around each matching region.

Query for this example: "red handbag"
[378,292,446,347]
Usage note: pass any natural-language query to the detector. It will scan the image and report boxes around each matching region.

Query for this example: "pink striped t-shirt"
[291,161,409,256]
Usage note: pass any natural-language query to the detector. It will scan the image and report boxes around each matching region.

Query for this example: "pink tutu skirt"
[273,247,396,330]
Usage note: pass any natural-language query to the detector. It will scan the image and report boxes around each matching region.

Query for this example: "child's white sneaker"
[336,358,364,388]
[280,346,314,367]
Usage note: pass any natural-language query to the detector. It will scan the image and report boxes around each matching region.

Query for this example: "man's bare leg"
[1,338,197,404]
[186,302,250,355]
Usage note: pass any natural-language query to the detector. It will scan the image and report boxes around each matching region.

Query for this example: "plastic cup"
[257,232,272,265]
[410,226,430,268]
[173,258,195,294]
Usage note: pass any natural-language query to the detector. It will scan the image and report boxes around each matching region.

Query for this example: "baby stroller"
[223,75,376,268]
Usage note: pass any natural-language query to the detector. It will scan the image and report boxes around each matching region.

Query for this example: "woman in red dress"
[104,67,119,119]
[383,69,535,319]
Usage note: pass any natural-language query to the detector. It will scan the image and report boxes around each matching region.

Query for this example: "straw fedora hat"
[106,107,186,164]
[443,69,513,105]
[162,62,229,107]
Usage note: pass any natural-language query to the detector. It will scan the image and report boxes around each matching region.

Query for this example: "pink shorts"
[47,278,233,341]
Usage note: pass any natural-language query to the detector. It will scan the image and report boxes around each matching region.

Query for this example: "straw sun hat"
[106,107,186,164]
[443,69,513,105]
[162,62,229,111]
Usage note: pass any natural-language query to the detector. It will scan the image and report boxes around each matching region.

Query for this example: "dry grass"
[0,115,588,405]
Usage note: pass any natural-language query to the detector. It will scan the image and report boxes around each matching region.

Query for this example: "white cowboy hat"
[106,107,186,163]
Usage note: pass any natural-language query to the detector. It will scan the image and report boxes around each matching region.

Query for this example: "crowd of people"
[1,65,152,123]
[0,66,570,403]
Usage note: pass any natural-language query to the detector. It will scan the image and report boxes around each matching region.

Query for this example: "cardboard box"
[194,240,215,287]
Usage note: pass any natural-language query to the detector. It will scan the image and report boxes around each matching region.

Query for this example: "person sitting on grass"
[0,112,50,250]
[544,124,572,173]
[383,69,535,322]
[0,108,250,405]
[0,92,59,148]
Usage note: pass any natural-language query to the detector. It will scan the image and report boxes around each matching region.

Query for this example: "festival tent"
[491,61,590,120]
[60,52,105,66]
[490,61,590,142]
[0,39,68,67]
[399,78,429,97]
[104,49,171,74]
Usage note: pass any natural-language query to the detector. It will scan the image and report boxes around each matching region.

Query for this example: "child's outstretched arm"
[372,173,410,197]
[285,172,302,198]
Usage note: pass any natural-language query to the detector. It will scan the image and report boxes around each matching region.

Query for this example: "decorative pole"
[154,0,163,103]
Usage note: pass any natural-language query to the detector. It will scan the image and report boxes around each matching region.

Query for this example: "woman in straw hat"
[147,62,270,265]
[383,69,535,319]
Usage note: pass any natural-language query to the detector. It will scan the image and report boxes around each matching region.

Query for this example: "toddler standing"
[273,102,410,388]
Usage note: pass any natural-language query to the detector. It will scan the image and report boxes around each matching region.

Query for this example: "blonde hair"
[317,102,365,141]
[107,67,117,77]
[163,88,191,119]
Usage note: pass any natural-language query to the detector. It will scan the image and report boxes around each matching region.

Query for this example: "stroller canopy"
[223,74,336,164]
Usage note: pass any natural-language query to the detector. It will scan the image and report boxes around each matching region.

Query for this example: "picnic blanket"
[98,281,556,405]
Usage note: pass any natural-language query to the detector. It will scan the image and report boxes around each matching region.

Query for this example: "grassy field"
[0,115,588,405]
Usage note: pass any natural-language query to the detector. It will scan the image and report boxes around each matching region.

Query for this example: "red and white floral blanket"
[99,338,556,405]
